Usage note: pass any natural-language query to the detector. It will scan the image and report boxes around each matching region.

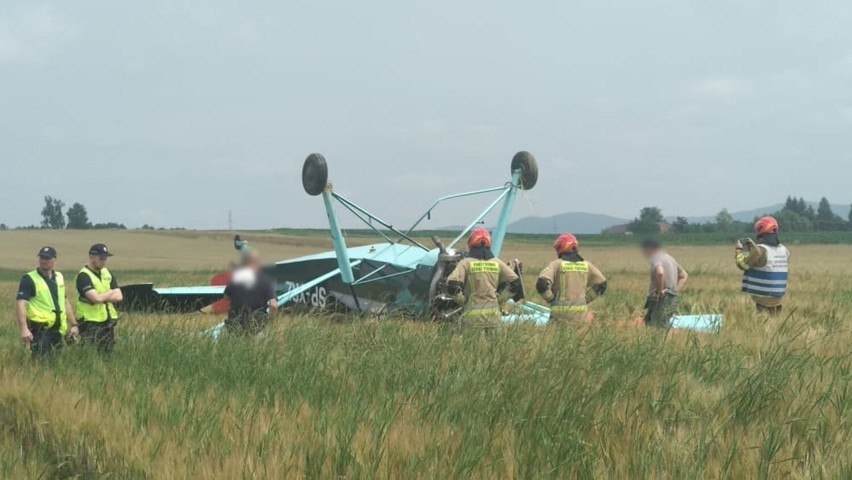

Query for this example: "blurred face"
[247,251,262,271]
[641,246,656,259]
[89,255,109,270]
[38,256,56,272]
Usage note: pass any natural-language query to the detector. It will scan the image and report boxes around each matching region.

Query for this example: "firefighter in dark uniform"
[15,246,79,357]
[536,233,607,324]
[446,228,524,327]
[75,244,123,352]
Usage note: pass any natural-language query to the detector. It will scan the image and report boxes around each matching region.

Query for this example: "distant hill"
[439,201,850,235]
[507,213,630,235]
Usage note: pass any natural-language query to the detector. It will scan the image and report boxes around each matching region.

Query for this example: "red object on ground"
[208,271,232,314]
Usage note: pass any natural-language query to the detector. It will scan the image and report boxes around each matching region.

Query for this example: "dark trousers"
[757,304,783,316]
[225,311,269,336]
[79,321,116,353]
[644,293,679,328]
[28,321,63,358]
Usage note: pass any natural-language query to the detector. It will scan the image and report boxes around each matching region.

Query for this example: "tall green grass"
[1,313,850,478]
[2,242,852,478]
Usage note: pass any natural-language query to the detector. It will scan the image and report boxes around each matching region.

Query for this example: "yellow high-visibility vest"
[75,267,119,322]
[25,270,68,335]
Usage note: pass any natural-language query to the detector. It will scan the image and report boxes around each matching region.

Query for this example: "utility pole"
[228,210,233,231]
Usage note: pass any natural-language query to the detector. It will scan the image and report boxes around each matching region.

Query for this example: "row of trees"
[628,196,852,235]
[39,196,127,230]
[0,196,180,231]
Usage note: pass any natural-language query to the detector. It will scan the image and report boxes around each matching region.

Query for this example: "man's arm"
[16,300,32,344]
[109,288,123,303]
[446,261,468,305]
[587,263,608,299]
[653,265,666,296]
[15,276,34,343]
[497,261,524,301]
[266,278,278,313]
[535,261,559,303]
[735,241,767,271]
[84,289,122,305]
[110,276,123,303]
[676,266,689,292]
[79,274,123,305]
[65,298,79,335]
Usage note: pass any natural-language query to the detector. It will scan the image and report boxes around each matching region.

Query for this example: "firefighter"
[736,216,790,315]
[446,228,524,327]
[641,238,688,328]
[75,244,123,353]
[536,233,607,324]
[15,247,79,357]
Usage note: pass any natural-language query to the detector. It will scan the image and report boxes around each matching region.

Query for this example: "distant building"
[603,222,672,235]
[603,224,631,235]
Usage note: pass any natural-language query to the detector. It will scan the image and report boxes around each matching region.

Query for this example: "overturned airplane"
[122,152,552,324]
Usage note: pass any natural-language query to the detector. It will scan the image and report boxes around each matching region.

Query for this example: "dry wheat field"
[1,230,851,479]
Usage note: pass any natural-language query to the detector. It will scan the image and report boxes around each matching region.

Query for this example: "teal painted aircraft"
[123,152,552,324]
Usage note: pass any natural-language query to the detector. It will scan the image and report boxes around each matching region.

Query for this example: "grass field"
[1,230,852,479]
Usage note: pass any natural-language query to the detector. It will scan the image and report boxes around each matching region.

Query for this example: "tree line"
[626,196,852,235]
[0,196,179,231]
[36,196,127,230]
[0,196,129,230]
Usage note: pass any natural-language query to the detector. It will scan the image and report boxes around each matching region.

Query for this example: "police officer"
[641,238,688,328]
[15,246,78,357]
[76,243,123,352]
[446,228,524,327]
[536,233,607,324]
[736,216,790,315]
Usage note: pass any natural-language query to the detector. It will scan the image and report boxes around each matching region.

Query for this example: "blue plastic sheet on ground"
[669,315,723,333]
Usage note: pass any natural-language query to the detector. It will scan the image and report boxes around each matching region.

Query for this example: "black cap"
[88,243,114,257]
[37,246,57,259]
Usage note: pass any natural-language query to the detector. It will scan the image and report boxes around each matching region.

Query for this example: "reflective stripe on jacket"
[552,261,589,312]
[76,267,119,322]
[463,261,501,314]
[25,270,68,334]
[742,244,789,298]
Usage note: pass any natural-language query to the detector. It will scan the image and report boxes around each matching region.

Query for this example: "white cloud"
[690,75,748,100]
[0,5,77,65]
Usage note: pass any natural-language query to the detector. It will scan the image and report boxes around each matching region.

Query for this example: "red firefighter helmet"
[468,228,492,249]
[754,216,779,236]
[553,233,579,256]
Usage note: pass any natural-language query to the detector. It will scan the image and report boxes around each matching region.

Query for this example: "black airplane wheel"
[302,153,328,196]
[511,151,538,190]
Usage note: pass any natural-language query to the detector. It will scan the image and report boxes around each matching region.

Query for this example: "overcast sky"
[2,1,851,230]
